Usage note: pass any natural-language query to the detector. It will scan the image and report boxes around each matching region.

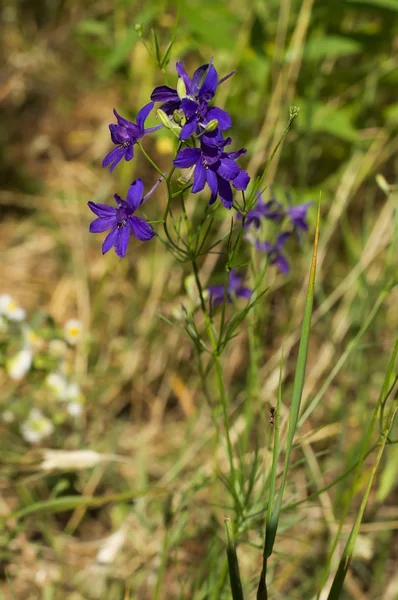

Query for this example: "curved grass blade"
[257,203,320,599]
[225,517,245,600]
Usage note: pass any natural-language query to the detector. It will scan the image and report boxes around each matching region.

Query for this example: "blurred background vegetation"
[0,0,397,598]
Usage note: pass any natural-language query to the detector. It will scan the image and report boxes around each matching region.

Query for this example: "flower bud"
[173,110,183,125]
[177,77,187,100]
[203,119,218,132]
[157,109,171,129]
[289,105,300,120]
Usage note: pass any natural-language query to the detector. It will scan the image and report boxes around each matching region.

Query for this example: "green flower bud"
[204,119,218,132]
[177,77,187,100]
[173,110,183,125]
[157,109,172,129]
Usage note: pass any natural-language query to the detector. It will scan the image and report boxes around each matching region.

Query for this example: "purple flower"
[173,137,250,209]
[151,60,234,140]
[256,232,291,274]
[88,179,155,257]
[243,194,284,229]
[208,269,252,305]
[102,102,160,172]
[286,201,312,234]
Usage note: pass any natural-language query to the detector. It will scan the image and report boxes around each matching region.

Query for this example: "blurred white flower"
[0,294,25,321]
[2,410,15,423]
[48,339,68,358]
[46,372,68,400]
[7,347,33,380]
[64,319,83,345]
[67,401,83,417]
[21,408,54,444]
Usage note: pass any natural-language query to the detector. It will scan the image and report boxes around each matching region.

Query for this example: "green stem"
[191,258,237,492]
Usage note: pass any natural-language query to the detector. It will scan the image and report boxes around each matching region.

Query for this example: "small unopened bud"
[173,110,183,125]
[177,77,187,100]
[157,109,171,129]
[203,119,218,132]
[289,106,300,120]
[134,23,142,32]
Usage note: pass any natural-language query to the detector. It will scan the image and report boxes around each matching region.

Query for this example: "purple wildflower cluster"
[88,59,250,256]
[243,193,312,274]
[88,57,311,302]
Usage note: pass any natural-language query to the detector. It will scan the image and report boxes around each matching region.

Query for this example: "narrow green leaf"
[224,518,245,600]
[327,407,398,599]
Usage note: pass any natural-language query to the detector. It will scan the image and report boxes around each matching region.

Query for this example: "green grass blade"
[266,202,320,555]
[224,517,245,600]
[318,338,398,596]
[327,406,398,599]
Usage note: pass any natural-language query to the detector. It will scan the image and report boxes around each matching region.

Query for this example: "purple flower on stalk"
[88,179,156,258]
[256,232,291,274]
[208,269,252,305]
[243,194,284,229]
[173,137,250,209]
[102,102,160,172]
[151,60,234,140]
[286,201,313,235]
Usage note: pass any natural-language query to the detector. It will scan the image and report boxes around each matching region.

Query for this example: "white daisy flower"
[64,319,83,345]
[46,372,68,400]
[0,294,25,322]
[7,347,33,380]
[67,401,83,417]
[21,408,54,444]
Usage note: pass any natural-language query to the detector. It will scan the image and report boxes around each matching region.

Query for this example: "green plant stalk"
[225,517,245,600]
[326,406,398,600]
[154,527,170,600]
[257,203,320,599]
[191,258,237,492]
[317,338,398,597]
[299,288,388,426]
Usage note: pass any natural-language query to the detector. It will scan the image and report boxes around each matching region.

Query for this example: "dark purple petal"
[102,146,126,171]
[206,107,232,130]
[228,269,242,290]
[176,61,193,95]
[199,65,218,102]
[236,287,252,299]
[191,64,209,94]
[144,124,163,135]
[206,169,218,197]
[89,216,116,233]
[201,141,221,164]
[126,179,144,212]
[208,285,229,305]
[160,99,181,115]
[113,108,132,128]
[113,194,125,207]
[218,70,236,86]
[181,98,199,120]
[276,232,291,249]
[218,177,233,209]
[124,144,134,161]
[151,85,179,102]
[129,216,155,241]
[109,124,132,144]
[102,225,118,254]
[114,226,130,258]
[255,240,272,252]
[173,147,201,168]
[275,254,290,274]
[233,169,250,191]
[226,147,247,160]
[180,119,198,140]
[192,162,207,193]
[136,102,154,130]
[217,157,240,182]
[88,201,116,218]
